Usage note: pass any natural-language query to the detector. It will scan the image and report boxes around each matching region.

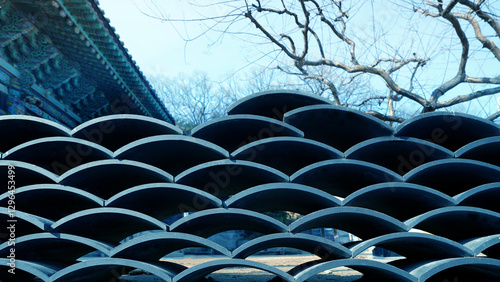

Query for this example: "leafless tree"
[145,0,500,123]
[150,69,293,130]
[149,68,319,130]
[150,72,229,131]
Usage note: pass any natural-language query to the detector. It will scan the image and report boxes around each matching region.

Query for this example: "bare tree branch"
[302,58,429,106]
[346,96,387,107]
[454,12,500,60]
[298,0,310,60]
[311,0,359,65]
[244,6,300,60]
[442,0,460,15]
[365,110,406,123]
[409,59,426,92]
[388,90,396,118]
[387,57,429,74]
[428,2,469,107]
[436,86,500,108]
[294,67,341,105]
[149,0,500,124]
[465,76,500,84]
[458,0,500,37]
[487,111,500,121]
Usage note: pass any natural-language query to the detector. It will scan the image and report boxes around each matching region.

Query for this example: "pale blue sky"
[97,0,500,118]
[98,0,260,79]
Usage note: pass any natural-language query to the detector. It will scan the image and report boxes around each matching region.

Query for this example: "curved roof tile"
[0,115,71,152]
[343,182,455,221]
[111,232,230,260]
[455,182,500,213]
[455,136,500,166]
[462,234,500,258]
[0,207,54,238]
[395,112,500,151]
[0,160,59,186]
[294,258,417,282]
[225,182,341,215]
[105,183,222,220]
[345,136,453,175]
[175,160,289,199]
[169,208,288,238]
[289,207,407,240]
[191,114,303,152]
[284,105,393,151]
[291,159,402,198]
[404,159,500,196]
[72,114,182,151]
[0,232,113,261]
[51,258,182,282]
[226,89,333,120]
[0,258,60,281]
[58,159,173,198]
[3,137,113,175]
[0,184,103,220]
[115,135,229,176]
[406,257,500,281]
[232,136,343,175]
[405,206,500,241]
[350,232,473,259]
[51,207,166,243]
[232,233,350,259]
[173,258,294,282]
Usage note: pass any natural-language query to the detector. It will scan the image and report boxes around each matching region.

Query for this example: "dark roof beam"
[44,1,155,118]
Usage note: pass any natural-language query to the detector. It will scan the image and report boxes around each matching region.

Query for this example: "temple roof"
[0,0,174,124]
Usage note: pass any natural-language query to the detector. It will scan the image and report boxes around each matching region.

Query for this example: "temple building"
[0,0,174,128]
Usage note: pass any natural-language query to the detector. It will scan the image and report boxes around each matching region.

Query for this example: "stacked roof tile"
[1,90,500,281]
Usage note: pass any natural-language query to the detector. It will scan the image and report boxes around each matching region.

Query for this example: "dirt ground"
[119,255,368,281]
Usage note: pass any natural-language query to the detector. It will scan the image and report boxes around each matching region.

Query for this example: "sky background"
[97,0,500,118]
[98,0,258,79]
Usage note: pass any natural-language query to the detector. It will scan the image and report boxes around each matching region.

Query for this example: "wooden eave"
[7,0,174,123]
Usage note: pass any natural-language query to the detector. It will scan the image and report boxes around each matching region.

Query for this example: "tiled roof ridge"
[85,0,174,123]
